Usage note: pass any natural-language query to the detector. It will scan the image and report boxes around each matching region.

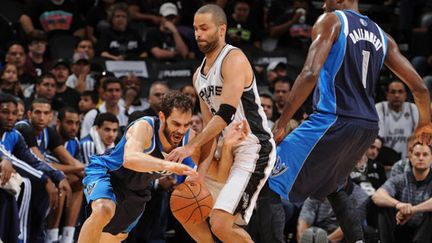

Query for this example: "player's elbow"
[411,82,429,97]
[300,68,320,84]
[123,153,136,169]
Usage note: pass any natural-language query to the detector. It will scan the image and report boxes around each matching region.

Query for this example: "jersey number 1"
[361,50,370,89]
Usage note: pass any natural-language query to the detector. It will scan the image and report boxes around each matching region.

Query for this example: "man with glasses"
[376,80,419,158]
[142,81,169,117]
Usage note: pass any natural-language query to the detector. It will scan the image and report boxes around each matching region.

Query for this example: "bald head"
[195,4,227,25]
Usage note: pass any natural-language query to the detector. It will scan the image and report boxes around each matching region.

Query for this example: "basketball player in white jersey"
[167,4,276,243]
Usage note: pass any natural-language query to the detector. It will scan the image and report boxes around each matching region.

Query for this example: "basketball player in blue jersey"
[77,91,198,243]
[270,0,432,242]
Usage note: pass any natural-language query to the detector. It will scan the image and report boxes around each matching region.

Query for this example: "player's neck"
[158,126,174,153]
[205,42,226,65]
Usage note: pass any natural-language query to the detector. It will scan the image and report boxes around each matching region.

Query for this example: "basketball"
[170,181,214,224]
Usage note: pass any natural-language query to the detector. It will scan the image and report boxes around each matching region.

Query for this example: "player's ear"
[219,23,226,37]
[159,111,166,122]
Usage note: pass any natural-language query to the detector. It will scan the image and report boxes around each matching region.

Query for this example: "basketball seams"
[170,182,214,224]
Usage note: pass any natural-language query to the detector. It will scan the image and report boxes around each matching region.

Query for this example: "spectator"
[351,137,387,192]
[260,93,275,129]
[146,2,192,60]
[19,0,85,38]
[78,91,98,117]
[272,77,291,121]
[80,77,128,138]
[266,61,288,85]
[297,180,369,243]
[80,113,119,165]
[5,42,34,85]
[24,73,65,114]
[121,74,149,114]
[351,152,387,196]
[390,135,418,177]
[97,3,147,60]
[142,81,169,116]
[24,30,51,78]
[190,113,203,133]
[267,0,312,49]
[66,52,96,92]
[376,80,418,158]
[54,107,84,243]
[0,63,23,98]
[372,142,432,243]
[0,93,69,243]
[50,59,81,111]
[16,98,25,121]
[127,0,163,28]
[180,84,199,113]
[75,38,96,61]
[86,0,117,43]
[226,0,261,49]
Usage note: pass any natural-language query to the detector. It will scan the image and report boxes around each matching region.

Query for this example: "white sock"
[60,226,75,243]
[45,228,59,243]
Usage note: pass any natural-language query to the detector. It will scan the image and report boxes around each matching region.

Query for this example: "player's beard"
[197,30,219,54]
[163,125,184,147]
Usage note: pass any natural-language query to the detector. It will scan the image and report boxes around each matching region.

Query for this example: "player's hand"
[414,123,432,145]
[45,179,59,209]
[59,179,73,208]
[396,202,413,215]
[272,122,288,144]
[224,120,249,147]
[167,145,195,163]
[167,162,197,177]
[159,176,176,192]
[0,159,14,186]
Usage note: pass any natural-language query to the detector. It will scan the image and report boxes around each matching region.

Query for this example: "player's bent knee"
[91,199,116,223]
[209,214,231,237]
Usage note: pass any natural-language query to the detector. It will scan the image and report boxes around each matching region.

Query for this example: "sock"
[60,226,75,243]
[45,228,59,243]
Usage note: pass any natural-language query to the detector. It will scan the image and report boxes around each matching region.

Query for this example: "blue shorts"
[268,113,378,204]
[83,172,151,234]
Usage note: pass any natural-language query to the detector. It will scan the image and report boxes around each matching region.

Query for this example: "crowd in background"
[0,0,432,242]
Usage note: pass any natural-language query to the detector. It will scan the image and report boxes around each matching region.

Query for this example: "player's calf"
[209,209,253,243]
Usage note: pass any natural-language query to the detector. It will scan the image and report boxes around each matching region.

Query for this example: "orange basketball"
[170,181,214,224]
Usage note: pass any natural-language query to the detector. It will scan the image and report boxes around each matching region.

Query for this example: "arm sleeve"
[13,134,65,184]
[0,145,47,182]
[80,109,98,139]
[46,127,62,151]
[380,175,402,198]
[15,123,38,147]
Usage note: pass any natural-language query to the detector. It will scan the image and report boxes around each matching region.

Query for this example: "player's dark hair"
[196,4,227,25]
[58,107,79,122]
[94,112,119,127]
[160,90,193,117]
[375,135,384,146]
[0,93,18,106]
[31,98,51,111]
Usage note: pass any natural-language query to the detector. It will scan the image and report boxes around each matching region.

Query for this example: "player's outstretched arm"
[123,120,196,176]
[167,50,250,162]
[384,35,432,144]
[273,13,341,143]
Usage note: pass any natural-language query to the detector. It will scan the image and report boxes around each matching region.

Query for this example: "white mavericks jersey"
[194,44,273,145]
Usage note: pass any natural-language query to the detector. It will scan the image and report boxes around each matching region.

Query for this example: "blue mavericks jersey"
[313,10,387,122]
[65,138,83,162]
[85,116,192,191]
